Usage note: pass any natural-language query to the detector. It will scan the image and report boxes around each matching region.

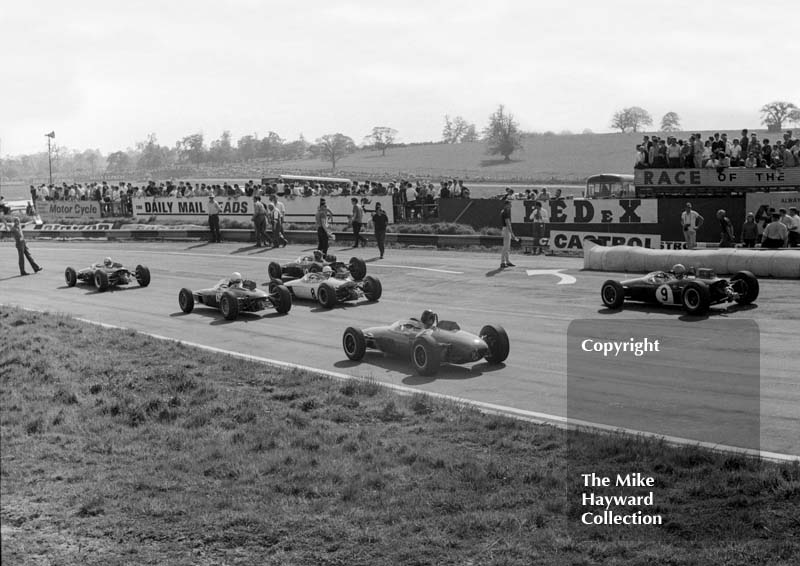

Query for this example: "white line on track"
[9,305,797,463]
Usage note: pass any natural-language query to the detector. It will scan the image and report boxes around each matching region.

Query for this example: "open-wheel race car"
[342,310,510,376]
[274,267,382,308]
[600,264,759,315]
[268,251,367,282]
[179,272,292,320]
[64,257,151,292]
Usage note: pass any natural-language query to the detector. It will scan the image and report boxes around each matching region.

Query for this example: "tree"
[208,131,234,164]
[660,112,681,132]
[237,134,259,162]
[365,126,397,156]
[760,101,800,131]
[106,151,130,172]
[610,106,653,133]
[315,133,355,170]
[442,115,477,143]
[177,133,205,165]
[483,105,523,161]
[137,133,167,170]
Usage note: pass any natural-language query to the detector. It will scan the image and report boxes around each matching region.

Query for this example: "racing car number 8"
[656,284,674,304]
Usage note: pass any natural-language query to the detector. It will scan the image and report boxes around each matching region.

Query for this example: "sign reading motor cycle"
[520,199,657,224]
[550,230,661,251]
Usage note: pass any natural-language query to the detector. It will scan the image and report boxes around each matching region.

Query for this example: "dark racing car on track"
[268,251,367,282]
[342,310,509,376]
[179,272,292,320]
[275,267,382,308]
[64,257,151,292]
[600,264,759,315]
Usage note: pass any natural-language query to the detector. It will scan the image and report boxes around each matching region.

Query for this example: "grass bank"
[1,307,797,565]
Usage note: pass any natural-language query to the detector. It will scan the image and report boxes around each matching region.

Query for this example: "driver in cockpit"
[420,309,438,328]
[227,271,244,288]
[671,263,687,279]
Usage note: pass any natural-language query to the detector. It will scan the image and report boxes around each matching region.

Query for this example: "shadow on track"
[333,355,501,382]
[185,242,212,250]
[169,309,289,325]
[597,302,758,321]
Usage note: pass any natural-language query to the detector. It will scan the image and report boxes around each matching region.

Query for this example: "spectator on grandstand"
[784,143,799,167]
[761,213,788,248]
[744,152,759,168]
[730,139,742,166]
[740,212,759,248]
[667,138,681,168]
[693,134,705,169]
[784,130,796,149]
[681,137,694,168]
[702,140,713,166]
[537,187,551,202]
[761,139,773,166]
[740,129,749,156]
[635,145,647,168]
[653,139,668,167]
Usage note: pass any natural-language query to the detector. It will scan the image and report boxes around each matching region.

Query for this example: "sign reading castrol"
[550,230,661,251]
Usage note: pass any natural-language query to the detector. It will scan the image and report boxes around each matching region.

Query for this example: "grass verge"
[1,306,797,565]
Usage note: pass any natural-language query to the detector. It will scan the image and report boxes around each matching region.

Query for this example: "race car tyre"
[363,275,382,302]
[178,288,195,313]
[308,263,323,273]
[268,262,283,281]
[480,324,510,364]
[94,270,109,292]
[317,282,338,309]
[731,271,759,304]
[411,335,441,377]
[600,280,626,309]
[348,257,367,281]
[342,327,367,361]
[65,267,77,287]
[272,284,293,314]
[681,281,710,315]
[220,292,239,320]
[135,265,151,287]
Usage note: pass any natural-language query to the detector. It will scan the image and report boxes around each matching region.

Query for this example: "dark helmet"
[421,309,437,327]
[313,250,324,262]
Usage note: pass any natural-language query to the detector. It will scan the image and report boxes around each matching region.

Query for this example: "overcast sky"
[1,0,797,156]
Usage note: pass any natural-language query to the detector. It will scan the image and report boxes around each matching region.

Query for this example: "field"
[2,307,798,565]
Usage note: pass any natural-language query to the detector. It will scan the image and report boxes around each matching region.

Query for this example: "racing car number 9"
[656,284,674,304]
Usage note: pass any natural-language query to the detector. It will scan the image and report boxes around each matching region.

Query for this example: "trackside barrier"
[583,241,800,278]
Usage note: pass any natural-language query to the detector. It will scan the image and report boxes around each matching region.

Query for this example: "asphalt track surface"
[1,239,797,457]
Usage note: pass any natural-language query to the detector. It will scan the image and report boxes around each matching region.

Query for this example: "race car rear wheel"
[65,267,77,287]
[268,262,283,281]
[731,271,759,304]
[94,270,109,292]
[480,324,510,364]
[178,288,195,313]
[348,257,367,281]
[682,281,710,315]
[272,284,292,314]
[411,335,441,377]
[342,327,366,361]
[135,265,151,287]
[601,280,625,309]
[220,292,239,320]
[363,275,382,301]
[317,282,338,309]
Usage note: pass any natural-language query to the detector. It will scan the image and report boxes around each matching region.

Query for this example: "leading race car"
[268,250,367,282]
[65,257,151,292]
[179,272,292,320]
[276,266,382,308]
[342,310,510,376]
[600,264,759,315]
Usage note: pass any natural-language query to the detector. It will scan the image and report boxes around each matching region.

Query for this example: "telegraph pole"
[46,131,55,185]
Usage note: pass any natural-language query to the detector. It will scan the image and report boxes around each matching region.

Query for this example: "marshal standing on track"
[2,216,42,276]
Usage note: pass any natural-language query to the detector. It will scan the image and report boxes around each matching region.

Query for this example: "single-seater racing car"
[268,250,367,282]
[342,310,509,376]
[179,272,292,320]
[600,264,758,315]
[274,266,382,308]
[65,257,151,292]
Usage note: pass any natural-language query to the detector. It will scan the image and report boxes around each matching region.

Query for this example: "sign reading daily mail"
[517,198,657,224]
[549,230,661,251]
[132,195,394,222]
[635,168,800,189]
[38,201,102,220]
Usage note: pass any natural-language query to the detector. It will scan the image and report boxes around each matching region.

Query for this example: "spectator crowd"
[635,129,799,169]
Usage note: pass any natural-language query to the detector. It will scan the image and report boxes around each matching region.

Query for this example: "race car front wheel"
[317,282,338,309]
[220,292,240,320]
[136,265,151,287]
[363,275,382,302]
[682,281,710,315]
[178,288,195,314]
[65,267,77,287]
[342,327,366,361]
[480,324,510,364]
[731,271,759,304]
[94,270,110,292]
[348,257,367,281]
[600,280,625,309]
[271,284,293,314]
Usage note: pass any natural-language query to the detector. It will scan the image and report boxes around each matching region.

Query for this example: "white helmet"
[322,265,333,274]
[104,257,113,267]
[230,271,242,283]
[672,264,686,277]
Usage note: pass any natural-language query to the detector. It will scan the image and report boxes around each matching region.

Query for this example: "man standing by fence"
[350,197,368,248]
[252,196,269,247]
[269,195,288,247]
[372,202,389,259]
[680,202,703,249]
[3,216,42,276]
[207,195,222,243]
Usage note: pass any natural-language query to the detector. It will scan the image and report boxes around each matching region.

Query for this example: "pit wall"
[583,243,800,278]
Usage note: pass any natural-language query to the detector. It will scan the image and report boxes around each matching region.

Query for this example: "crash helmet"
[325,253,337,263]
[421,309,437,327]
[104,257,113,267]
[230,271,242,284]
[322,265,333,274]
[313,250,324,262]
[672,263,687,277]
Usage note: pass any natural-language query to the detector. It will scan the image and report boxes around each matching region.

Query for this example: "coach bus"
[584,174,635,199]
[261,174,353,192]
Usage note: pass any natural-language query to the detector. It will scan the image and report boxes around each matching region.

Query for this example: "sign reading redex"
[550,230,661,251]
[518,198,657,224]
